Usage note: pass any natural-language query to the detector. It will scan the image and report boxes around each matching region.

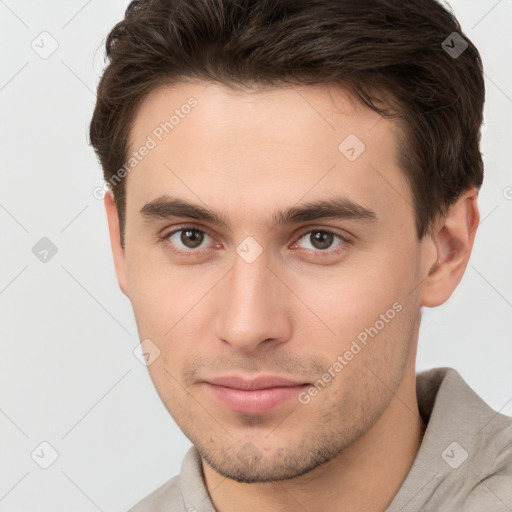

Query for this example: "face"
[112,81,434,482]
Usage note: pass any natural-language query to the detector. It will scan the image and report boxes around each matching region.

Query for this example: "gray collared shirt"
[127,367,512,511]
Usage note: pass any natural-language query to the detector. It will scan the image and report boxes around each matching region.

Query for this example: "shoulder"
[125,446,210,512]
[126,475,185,512]
[420,367,512,476]
[431,368,512,509]
[388,367,512,511]
[460,399,512,511]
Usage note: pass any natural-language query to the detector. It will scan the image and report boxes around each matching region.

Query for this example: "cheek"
[126,226,421,359]
[126,263,207,377]
[125,246,195,334]
[287,246,419,345]
[312,298,418,422]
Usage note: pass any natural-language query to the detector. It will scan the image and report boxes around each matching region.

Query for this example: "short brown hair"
[89,0,485,248]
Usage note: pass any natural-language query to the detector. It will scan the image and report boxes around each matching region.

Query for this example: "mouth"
[202,375,311,415]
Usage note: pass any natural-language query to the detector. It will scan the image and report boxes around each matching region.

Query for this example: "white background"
[1,1,511,510]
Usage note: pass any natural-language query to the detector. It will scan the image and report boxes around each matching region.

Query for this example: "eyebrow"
[139,195,377,228]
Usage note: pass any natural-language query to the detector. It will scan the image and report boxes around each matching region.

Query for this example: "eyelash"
[158,225,352,258]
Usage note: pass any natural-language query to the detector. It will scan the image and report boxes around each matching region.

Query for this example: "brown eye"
[166,228,210,250]
[297,230,344,251]
[180,229,204,248]
[309,231,335,250]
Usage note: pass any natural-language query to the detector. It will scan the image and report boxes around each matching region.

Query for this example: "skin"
[104,81,479,511]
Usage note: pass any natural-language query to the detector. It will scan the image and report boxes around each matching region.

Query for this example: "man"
[89,0,512,510]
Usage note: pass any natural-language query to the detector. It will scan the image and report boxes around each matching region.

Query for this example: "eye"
[293,229,350,254]
[159,225,352,258]
[164,227,214,252]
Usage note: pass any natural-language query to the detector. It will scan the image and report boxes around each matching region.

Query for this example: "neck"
[202,364,425,512]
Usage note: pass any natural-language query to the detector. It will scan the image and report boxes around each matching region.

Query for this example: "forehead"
[125,81,412,232]
[129,81,394,153]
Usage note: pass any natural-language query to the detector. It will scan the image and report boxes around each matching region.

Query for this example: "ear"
[104,190,129,296]
[420,187,480,307]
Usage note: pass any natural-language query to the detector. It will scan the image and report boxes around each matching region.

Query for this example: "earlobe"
[104,191,129,297]
[420,188,480,307]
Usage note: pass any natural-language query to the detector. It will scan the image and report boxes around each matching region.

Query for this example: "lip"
[203,375,310,414]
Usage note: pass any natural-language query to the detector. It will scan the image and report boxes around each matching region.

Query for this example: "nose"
[213,251,292,353]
